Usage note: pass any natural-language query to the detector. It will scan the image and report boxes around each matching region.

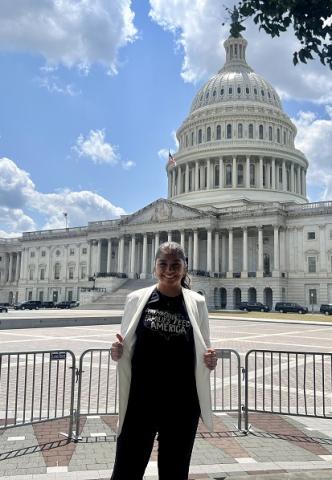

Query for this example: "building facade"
[1,32,332,310]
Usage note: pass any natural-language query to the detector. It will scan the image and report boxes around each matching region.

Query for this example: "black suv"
[320,304,332,315]
[0,305,8,313]
[275,302,308,314]
[40,301,55,308]
[14,300,41,310]
[238,301,270,312]
[56,301,79,309]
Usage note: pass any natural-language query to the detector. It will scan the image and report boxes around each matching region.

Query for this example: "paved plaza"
[0,314,332,479]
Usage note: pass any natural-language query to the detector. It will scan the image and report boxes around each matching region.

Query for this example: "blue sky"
[0,0,331,237]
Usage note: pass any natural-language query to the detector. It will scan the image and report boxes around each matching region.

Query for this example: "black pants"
[111,402,200,480]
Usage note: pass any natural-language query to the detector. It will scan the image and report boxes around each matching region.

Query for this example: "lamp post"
[310,292,314,313]
[92,273,96,290]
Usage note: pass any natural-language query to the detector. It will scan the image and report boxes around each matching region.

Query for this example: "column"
[207,229,212,273]
[302,168,306,196]
[304,169,307,197]
[15,252,21,282]
[282,160,287,191]
[185,163,189,193]
[188,232,193,270]
[87,241,92,276]
[177,166,181,194]
[246,156,250,188]
[219,157,223,188]
[141,233,148,277]
[200,164,205,189]
[290,162,295,192]
[180,230,185,249]
[167,231,172,242]
[296,166,300,194]
[130,235,136,278]
[273,225,280,275]
[154,232,160,255]
[221,233,226,273]
[207,159,211,189]
[272,158,276,189]
[297,227,304,272]
[242,226,248,276]
[319,225,327,272]
[8,253,13,283]
[193,230,199,270]
[266,160,271,189]
[280,228,286,272]
[232,156,236,188]
[214,231,220,273]
[195,161,199,190]
[117,236,124,273]
[107,239,112,273]
[259,156,264,188]
[227,228,233,277]
[257,226,263,276]
[97,240,102,273]
[150,238,155,272]
[172,169,176,196]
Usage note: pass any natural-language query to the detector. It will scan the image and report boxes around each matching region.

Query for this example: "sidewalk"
[1,412,332,479]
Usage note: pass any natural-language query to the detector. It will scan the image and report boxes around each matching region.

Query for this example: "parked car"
[40,301,55,308]
[320,304,332,315]
[55,300,80,309]
[14,300,41,310]
[0,305,8,313]
[238,301,270,312]
[275,302,308,314]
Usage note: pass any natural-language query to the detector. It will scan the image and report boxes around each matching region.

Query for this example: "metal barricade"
[213,349,242,430]
[75,349,117,438]
[0,350,76,438]
[244,349,332,431]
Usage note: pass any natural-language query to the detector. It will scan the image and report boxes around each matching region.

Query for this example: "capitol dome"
[167,33,309,209]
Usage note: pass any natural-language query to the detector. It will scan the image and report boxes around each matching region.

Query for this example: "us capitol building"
[1,30,332,310]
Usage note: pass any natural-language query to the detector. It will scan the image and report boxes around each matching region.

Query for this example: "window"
[259,125,264,139]
[220,88,224,96]
[191,132,194,145]
[41,250,46,257]
[254,88,257,95]
[39,291,44,302]
[246,87,249,94]
[81,265,87,280]
[40,268,45,280]
[229,87,232,94]
[30,251,35,258]
[238,123,243,138]
[205,91,209,99]
[284,131,286,144]
[249,124,253,139]
[29,269,34,281]
[226,164,232,186]
[68,290,73,302]
[250,163,255,186]
[198,129,202,144]
[237,163,244,185]
[261,89,265,96]
[309,288,317,305]
[206,126,211,142]
[269,126,273,141]
[307,231,316,240]
[216,125,221,140]
[56,249,61,257]
[54,263,61,280]
[277,128,281,143]
[69,248,75,256]
[69,266,74,280]
[226,124,232,139]
[213,90,216,97]
[82,247,87,255]
[308,256,316,273]
[28,291,33,301]
[279,167,282,184]
[237,86,241,94]
[0,256,2,262]
[214,164,220,187]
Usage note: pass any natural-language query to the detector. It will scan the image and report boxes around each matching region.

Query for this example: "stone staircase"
[82,278,156,310]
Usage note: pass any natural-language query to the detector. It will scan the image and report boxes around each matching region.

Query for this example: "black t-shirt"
[128,288,198,410]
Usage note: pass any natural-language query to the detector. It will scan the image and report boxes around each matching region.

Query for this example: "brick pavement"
[0,413,331,479]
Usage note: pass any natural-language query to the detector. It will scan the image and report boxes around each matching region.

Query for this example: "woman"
[110,241,217,480]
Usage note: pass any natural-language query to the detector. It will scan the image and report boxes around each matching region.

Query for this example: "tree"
[235,0,332,69]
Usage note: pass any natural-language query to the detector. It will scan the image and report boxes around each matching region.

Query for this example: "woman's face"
[155,252,186,290]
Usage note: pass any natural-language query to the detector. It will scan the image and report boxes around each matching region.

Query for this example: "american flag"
[168,151,176,166]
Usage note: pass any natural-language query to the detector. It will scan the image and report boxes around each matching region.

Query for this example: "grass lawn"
[210,310,332,323]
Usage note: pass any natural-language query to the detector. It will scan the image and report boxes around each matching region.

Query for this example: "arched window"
[207,126,211,142]
[277,128,281,143]
[226,164,232,186]
[54,263,61,280]
[269,126,273,141]
[249,123,254,139]
[237,163,244,185]
[216,125,221,140]
[250,163,255,186]
[226,124,232,139]
[238,123,243,138]
[259,125,264,139]
[214,164,220,187]
[198,129,202,144]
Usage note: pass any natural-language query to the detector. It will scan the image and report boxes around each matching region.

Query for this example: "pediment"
[121,198,207,226]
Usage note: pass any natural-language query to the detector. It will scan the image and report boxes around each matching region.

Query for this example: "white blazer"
[116,285,213,435]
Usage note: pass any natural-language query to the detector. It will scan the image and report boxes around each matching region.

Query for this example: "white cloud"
[0,157,125,236]
[149,0,332,103]
[122,160,136,170]
[158,148,169,162]
[36,75,81,96]
[293,106,332,200]
[0,0,137,74]
[73,129,119,165]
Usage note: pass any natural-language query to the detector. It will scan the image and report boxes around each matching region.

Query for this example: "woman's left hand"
[204,348,217,370]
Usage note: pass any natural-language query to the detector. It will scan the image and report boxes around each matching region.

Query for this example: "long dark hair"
[154,241,191,289]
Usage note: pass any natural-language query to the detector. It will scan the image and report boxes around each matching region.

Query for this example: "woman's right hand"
[111,333,124,361]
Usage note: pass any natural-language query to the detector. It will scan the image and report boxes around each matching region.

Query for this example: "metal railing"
[244,349,332,431]
[0,350,76,437]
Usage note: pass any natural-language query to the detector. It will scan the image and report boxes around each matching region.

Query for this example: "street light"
[310,292,314,313]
